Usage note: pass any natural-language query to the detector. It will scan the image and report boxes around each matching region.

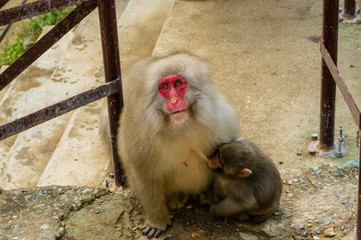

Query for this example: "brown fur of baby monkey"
[208,139,282,223]
[117,53,240,238]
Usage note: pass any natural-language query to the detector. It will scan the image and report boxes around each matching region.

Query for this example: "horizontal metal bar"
[0,0,90,26]
[0,0,97,92]
[0,78,122,141]
[320,40,361,129]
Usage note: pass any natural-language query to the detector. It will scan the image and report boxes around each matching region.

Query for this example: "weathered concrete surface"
[0,28,75,189]
[0,186,109,240]
[36,0,174,187]
[0,166,359,239]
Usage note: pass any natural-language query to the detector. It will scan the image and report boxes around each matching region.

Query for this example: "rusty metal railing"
[0,0,124,185]
[320,0,361,238]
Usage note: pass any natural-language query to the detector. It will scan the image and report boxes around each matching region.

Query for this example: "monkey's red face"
[158,75,188,121]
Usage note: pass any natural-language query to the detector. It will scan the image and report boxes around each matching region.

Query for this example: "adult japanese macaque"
[117,53,240,238]
[206,138,282,223]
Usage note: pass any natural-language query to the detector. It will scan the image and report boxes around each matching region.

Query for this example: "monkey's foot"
[141,224,165,239]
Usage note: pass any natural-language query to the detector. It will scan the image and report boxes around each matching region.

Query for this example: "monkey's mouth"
[170,109,187,121]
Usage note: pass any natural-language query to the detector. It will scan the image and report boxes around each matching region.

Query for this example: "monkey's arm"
[135,179,171,238]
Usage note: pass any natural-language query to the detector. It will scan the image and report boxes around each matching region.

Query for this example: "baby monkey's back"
[210,139,282,223]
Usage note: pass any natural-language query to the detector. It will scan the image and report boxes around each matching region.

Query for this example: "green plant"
[0,7,74,67]
[4,37,25,64]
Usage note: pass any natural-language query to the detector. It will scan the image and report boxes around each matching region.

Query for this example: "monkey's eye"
[162,83,169,89]
[174,80,182,87]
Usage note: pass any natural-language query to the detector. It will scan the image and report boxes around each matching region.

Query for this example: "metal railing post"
[358,133,361,239]
[320,0,339,148]
[97,0,124,186]
[343,0,357,19]
[0,0,9,9]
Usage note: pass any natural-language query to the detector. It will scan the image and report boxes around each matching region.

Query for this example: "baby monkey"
[206,138,282,223]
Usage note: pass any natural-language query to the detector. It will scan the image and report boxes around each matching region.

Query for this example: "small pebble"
[324,228,336,237]
[40,224,49,230]
[312,133,318,139]
[56,227,65,236]
[273,211,281,216]
[59,194,67,201]
[301,230,308,237]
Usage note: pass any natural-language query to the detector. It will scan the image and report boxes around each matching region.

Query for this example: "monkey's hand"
[141,220,170,239]
[204,156,223,169]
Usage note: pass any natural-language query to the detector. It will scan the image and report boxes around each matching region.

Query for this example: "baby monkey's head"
[207,139,254,178]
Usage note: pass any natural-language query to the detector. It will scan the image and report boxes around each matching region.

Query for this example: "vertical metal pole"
[320,0,339,148]
[97,0,124,186]
[358,130,361,240]
[343,0,356,19]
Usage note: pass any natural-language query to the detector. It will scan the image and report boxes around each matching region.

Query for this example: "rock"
[301,230,308,237]
[54,227,66,239]
[40,224,49,230]
[238,232,258,240]
[342,159,359,169]
[82,188,92,196]
[191,230,206,237]
[342,228,356,240]
[324,228,336,237]
[59,194,68,201]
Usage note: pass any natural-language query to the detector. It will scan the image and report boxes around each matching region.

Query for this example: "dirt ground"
[0,164,358,239]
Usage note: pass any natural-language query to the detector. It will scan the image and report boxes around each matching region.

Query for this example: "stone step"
[0,0,130,189]
[0,27,75,189]
[37,0,174,187]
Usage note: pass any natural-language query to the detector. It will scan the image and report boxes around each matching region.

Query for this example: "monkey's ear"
[237,168,252,178]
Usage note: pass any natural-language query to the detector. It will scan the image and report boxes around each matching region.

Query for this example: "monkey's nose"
[171,99,179,104]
